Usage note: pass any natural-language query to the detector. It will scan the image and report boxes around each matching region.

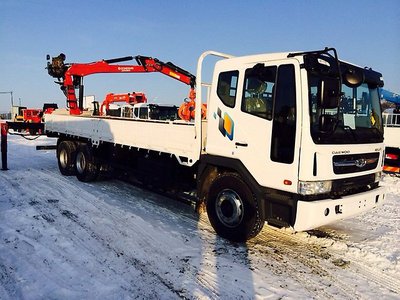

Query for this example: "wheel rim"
[76,152,86,174]
[59,149,68,169]
[215,189,244,228]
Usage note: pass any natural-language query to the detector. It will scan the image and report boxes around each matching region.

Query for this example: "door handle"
[235,142,248,147]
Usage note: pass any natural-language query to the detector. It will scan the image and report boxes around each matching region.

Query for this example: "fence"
[383,111,400,127]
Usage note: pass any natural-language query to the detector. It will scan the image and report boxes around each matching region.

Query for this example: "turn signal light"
[284,180,292,185]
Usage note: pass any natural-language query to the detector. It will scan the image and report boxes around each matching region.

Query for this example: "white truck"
[383,107,400,173]
[45,48,385,241]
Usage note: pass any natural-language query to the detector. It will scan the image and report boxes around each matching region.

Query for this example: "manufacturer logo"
[332,150,350,154]
[117,66,135,72]
[355,159,367,168]
[214,108,234,141]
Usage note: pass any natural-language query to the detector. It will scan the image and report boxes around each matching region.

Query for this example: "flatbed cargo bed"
[45,110,203,166]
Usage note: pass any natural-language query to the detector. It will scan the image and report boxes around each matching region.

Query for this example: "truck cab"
[201,49,385,235]
[132,103,179,121]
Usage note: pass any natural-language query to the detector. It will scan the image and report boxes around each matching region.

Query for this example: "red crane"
[47,54,196,115]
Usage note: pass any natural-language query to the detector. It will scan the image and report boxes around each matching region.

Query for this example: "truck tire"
[57,140,77,176]
[206,172,265,242]
[75,144,99,182]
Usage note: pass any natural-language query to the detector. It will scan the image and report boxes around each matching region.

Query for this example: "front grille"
[333,152,379,174]
[331,173,377,197]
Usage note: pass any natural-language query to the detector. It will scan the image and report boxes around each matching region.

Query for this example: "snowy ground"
[0,134,399,299]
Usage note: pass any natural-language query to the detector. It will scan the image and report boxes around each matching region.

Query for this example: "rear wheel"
[206,172,265,242]
[57,140,77,176]
[75,144,99,182]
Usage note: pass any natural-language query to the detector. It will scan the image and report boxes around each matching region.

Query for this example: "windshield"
[309,75,383,144]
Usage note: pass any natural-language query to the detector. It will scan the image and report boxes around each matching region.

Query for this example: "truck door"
[206,60,301,193]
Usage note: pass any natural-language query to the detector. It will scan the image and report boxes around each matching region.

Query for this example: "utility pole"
[0,92,11,170]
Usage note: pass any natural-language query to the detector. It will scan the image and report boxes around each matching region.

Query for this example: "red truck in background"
[22,108,42,123]
[8,103,58,134]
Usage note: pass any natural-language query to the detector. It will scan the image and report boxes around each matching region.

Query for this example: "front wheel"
[206,172,265,242]
[75,144,99,182]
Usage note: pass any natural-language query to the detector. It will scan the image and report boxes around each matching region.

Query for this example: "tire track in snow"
[257,226,400,297]
[287,227,400,295]
[0,262,23,300]
[192,214,352,299]
[57,207,185,299]
[1,169,183,298]
[91,182,221,298]
[252,228,362,299]
[178,212,396,299]
[349,259,400,295]
[26,169,213,298]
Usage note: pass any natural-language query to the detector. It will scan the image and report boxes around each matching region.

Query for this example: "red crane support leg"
[1,122,8,171]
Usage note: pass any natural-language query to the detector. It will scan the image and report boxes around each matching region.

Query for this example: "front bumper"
[293,186,385,231]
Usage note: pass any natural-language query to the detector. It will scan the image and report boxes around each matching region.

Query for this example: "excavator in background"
[380,88,400,105]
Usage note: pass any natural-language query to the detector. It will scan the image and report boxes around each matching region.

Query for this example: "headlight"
[298,180,332,195]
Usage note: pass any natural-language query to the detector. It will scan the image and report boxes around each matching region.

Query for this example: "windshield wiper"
[369,126,384,139]
[342,125,358,141]
[321,121,358,142]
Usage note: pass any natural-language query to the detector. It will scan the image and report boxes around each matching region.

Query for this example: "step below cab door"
[206,58,301,193]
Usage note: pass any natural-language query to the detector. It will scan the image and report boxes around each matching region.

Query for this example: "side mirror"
[319,114,337,133]
[319,78,340,109]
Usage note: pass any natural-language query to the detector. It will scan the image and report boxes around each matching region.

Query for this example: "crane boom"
[47,54,196,115]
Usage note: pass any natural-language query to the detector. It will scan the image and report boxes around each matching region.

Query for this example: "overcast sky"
[0,0,399,112]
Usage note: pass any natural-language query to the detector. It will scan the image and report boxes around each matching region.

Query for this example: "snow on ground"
[0,134,399,299]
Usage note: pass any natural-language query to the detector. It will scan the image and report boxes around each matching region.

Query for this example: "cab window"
[139,107,148,119]
[217,71,239,108]
[271,64,296,163]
